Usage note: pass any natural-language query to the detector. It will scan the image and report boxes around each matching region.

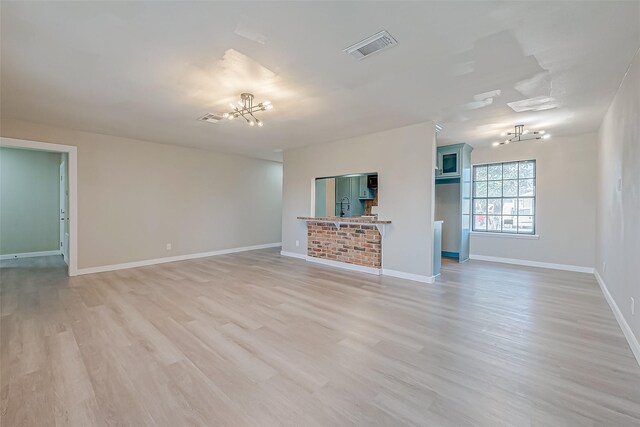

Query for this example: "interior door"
[59,161,68,264]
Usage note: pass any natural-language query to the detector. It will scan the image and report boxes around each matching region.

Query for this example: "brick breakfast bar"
[297,217,391,269]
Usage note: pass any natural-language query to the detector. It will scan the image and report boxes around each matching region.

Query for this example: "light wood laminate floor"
[1,249,639,426]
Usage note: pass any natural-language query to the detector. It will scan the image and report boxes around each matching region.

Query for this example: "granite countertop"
[297,216,391,224]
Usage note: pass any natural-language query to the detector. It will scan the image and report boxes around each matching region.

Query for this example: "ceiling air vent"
[344,30,397,60]
[198,113,223,124]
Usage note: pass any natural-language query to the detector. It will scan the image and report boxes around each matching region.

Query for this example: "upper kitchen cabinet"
[436,144,461,179]
[436,143,472,181]
[358,175,375,200]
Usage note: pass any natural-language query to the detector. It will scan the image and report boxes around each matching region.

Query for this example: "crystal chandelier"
[223,93,272,127]
[493,124,550,146]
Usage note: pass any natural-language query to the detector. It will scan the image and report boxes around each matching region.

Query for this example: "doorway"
[0,137,78,276]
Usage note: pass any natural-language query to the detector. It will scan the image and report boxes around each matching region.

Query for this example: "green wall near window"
[0,147,61,255]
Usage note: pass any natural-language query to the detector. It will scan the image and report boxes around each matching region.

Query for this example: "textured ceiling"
[2,1,639,161]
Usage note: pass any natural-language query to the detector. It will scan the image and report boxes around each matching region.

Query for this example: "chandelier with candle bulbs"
[493,124,550,146]
[223,93,272,127]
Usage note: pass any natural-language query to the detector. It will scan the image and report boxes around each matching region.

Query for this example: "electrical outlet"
[166,243,172,250]
[295,240,300,247]
[631,297,635,315]
[603,262,607,273]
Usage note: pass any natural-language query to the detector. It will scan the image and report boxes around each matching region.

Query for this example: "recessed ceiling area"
[1,1,638,161]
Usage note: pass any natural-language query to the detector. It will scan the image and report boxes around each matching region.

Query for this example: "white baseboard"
[469,254,594,274]
[76,242,282,275]
[281,251,434,283]
[382,269,436,284]
[595,271,640,367]
[280,250,307,260]
[0,250,61,260]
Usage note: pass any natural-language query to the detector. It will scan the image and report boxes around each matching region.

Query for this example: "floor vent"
[344,30,397,60]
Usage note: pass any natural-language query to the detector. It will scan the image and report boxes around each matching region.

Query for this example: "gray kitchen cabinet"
[335,176,365,217]
[358,175,375,200]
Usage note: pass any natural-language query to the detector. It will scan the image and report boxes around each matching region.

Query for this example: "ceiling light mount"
[223,93,272,127]
[495,124,549,146]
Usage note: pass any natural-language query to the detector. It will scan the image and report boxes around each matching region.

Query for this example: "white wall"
[596,48,640,359]
[0,119,283,269]
[470,133,597,270]
[0,147,61,255]
[282,122,436,279]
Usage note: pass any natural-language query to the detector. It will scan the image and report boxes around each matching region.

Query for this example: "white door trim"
[1,137,78,276]
[59,159,68,265]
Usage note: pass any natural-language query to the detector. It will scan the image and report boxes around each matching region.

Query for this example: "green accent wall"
[315,179,327,217]
[0,147,61,255]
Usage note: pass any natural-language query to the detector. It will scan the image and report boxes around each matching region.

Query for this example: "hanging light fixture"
[223,93,272,127]
[493,124,550,146]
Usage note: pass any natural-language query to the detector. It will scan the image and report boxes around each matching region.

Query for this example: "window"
[472,160,536,234]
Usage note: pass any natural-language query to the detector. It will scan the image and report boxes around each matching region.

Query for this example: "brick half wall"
[307,222,382,268]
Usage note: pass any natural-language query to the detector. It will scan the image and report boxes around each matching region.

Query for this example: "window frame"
[471,159,537,235]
